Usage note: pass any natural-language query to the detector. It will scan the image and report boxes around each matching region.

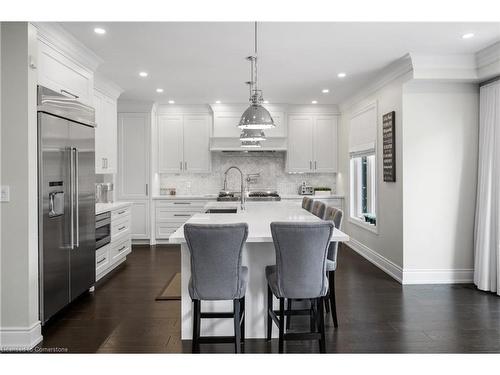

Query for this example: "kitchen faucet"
[223,166,245,210]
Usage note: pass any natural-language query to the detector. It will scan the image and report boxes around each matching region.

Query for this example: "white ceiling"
[60,22,500,104]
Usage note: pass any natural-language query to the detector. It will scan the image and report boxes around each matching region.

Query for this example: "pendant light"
[240,129,266,142]
[239,22,275,132]
[241,140,262,148]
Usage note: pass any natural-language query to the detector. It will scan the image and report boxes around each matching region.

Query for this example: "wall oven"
[95,211,111,250]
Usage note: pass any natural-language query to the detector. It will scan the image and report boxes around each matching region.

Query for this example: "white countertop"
[280,194,344,199]
[152,194,218,200]
[96,201,132,215]
[169,201,349,244]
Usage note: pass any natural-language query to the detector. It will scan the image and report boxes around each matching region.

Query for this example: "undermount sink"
[205,208,238,214]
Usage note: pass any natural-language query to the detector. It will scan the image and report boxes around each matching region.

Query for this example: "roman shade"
[349,102,377,157]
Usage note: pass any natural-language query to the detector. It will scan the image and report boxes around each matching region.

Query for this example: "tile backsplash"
[158,152,336,195]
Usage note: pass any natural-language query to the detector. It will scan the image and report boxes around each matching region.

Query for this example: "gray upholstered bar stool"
[266,221,333,353]
[301,196,314,212]
[323,206,344,327]
[311,201,326,218]
[184,223,249,354]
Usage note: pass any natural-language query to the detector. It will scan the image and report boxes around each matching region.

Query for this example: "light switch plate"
[1,186,10,202]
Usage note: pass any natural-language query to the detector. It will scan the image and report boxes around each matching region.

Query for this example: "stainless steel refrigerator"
[38,86,96,324]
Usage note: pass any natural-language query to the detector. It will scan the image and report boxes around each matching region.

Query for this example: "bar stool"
[184,223,248,353]
[302,196,314,212]
[323,206,343,327]
[311,201,326,218]
[266,221,333,353]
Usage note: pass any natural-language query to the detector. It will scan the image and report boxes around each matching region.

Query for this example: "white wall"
[402,81,479,283]
[0,22,41,349]
[338,72,412,280]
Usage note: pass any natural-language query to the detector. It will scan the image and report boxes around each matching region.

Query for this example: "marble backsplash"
[157,152,336,196]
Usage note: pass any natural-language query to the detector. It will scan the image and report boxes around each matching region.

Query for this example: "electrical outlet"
[1,186,10,202]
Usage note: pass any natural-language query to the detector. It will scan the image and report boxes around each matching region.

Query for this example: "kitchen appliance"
[38,86,96,324]
[95,182,114,203]
[218,190,281,202]
[95,211,111,250]
[299,182,314,195]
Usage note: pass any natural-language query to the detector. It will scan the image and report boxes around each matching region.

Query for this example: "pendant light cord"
[254,21,258,93]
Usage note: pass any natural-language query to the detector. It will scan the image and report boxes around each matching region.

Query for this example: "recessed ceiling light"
[168,100,175,104]
[139,71,148,77]
[337,72,346,78]
[263,100,269,104]
[311,100,318,104]
[156,88,164,93]
[462,33,475,39]
[215,100,221,104]
[322,89,330,93]
[94,27,106,35]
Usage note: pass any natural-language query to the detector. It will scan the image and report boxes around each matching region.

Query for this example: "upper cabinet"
[94,80,122,174]
[158,114,211,173]
[287,115,338,173]
[36,34,95,106]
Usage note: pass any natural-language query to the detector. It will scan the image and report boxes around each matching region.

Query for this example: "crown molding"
[117,100,155,113]
[411,53,478,81]
[209,103,339,115]
[32,22,103,72]
[94,73,123,100]
[476,41,500,80]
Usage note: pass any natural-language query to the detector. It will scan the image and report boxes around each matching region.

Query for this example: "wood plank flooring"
[38,244,500,353]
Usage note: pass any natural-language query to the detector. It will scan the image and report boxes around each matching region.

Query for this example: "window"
[349,102,378,230]
[350,154,376,226]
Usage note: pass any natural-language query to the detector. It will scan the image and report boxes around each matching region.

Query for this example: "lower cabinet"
[130,201,150,240]
[154,199,210,240]
[96,203,133,281]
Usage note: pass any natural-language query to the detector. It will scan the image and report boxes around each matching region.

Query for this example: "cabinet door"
[313,116,338,173]
[212,112,241,138]
[158,115,183,173]
[117,113,150,199]
[183,115,211,173]
[130,201,150,240]
[286,116,314,173]
[103,96,117,174]
[94,91,106,173]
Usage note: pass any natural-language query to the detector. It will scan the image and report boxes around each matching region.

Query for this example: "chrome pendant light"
[239,22,275,137]
[240,129,266,142]
[241,140,262,148]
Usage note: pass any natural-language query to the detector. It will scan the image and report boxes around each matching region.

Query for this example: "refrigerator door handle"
[74,148,80,248]
[69,147,75,249]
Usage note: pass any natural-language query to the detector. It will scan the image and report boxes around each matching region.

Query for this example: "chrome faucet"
[223,166,245,210]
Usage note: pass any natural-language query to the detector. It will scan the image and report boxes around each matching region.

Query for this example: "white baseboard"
[346,238,403,283]
[0,321,42,351]
[402,268,474,284]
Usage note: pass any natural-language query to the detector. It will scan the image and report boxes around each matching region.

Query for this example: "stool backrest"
[270,221,333,299]
[184,223,248,300]
[323,206,344,262]
[302,196,313,212]
[311,201,326,218]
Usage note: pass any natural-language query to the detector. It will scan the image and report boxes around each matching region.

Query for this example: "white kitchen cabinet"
[130,201,150,240]
[158,114,211,173]
[94,89,118,174]
[37,39,94,106]
[154,199,209,240]
[287,115,338,173]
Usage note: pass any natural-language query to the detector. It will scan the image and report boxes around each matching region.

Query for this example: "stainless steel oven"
[95,211,111,250]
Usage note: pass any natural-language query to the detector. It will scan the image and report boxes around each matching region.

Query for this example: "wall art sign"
[382,111,396,182]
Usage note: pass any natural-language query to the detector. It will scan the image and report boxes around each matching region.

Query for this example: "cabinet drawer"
[155,208,197,221]
[110,238,132,264]
[111,215,131,240]
[112,205,131,220]
[96,244,111,278]
[156,223,182,239]
[155,200,207,210]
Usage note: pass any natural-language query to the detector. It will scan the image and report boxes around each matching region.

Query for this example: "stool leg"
[267,285,272,341]
[310,299,317,333]
[240,296,245,344]
[278,298,285,353]
[286,299,292,330]
[192,299,201,353]
[328,271,338,328]
[233,299,241,353]
[318,298,326,353]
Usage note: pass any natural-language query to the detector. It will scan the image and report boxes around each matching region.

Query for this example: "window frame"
[348,101,379,234]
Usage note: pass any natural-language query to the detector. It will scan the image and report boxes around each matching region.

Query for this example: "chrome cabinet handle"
[117,210,126,214]
[97,258,106,265]
[118,246,126,252]
[69,148,74,249]
[60,89,79,99]
[180,161,183,170]
[315,161,317,170]
[74,148,79,248]
[310,161,312,170]
[173,202,190,205]
[145,184,148,196]
[118,226,126,231]
[102,158,106,169]
[184,161,187,170]
[173,214,191,217]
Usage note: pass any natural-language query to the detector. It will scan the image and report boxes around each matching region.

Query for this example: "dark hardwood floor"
[38,244,500,353]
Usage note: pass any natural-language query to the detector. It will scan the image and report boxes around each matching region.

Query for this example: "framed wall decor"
[382,111,396,182]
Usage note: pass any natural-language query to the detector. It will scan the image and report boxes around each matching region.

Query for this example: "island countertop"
[169,201,349,244]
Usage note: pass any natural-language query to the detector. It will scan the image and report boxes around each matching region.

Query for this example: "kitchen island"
[169,201,349,339]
